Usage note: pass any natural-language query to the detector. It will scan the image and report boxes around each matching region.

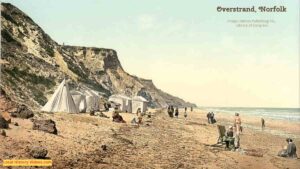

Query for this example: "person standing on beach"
[207,112,211,123]
[261,118,265,130]
[211,112,216,124]
[234,113,242,135]
[167,106,171,117]
[191,107,193,112]
[171,106,174,118]
[175,107,179,118]
[136,108,143,124]
[184,108,187,120]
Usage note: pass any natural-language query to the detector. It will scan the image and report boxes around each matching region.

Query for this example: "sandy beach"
[1,109,300,169]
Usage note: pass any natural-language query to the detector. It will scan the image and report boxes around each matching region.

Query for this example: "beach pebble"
[0,115,9,129]
[3,152,15,158]
[32,119,58,135]
[29,146,48,159]
[11,104,34,119]
[1,112,11,123]
[101,144,107,151]
[0,129,6,137]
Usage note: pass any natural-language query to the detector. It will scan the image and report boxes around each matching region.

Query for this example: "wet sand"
[0,109,299,169]
[198,109,300,138]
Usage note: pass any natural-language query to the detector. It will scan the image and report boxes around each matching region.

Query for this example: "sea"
[199,107,300,122]
[199,107,300,138]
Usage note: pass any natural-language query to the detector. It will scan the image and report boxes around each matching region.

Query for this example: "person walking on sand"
[207,112,211,124]
[190,107,193,112]
[185,107,187,112]
[184,108,188,120]
[175,107,179,118]
[136,108,143,124]
[261,118,265,130]
[168,106,173,117]
[211,112,216,124]
[170,106,174,118]
[234,113,242,135]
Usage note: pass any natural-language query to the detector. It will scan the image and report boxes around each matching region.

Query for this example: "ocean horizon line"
[197,106,300,109]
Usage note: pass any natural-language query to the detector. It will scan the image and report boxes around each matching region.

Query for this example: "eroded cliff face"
[0,3,196,111]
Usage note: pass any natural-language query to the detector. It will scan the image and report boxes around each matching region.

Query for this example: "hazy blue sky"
[3,0,299,107]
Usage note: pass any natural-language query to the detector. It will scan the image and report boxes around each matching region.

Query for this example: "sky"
[2,0,299,108]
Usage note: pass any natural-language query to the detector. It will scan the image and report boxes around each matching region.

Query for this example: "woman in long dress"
[234,113,242,135]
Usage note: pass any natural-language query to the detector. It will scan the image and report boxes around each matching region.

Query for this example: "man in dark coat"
[207,112,211,123]
[278,138,297,158]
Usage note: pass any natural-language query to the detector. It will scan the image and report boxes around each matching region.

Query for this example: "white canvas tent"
[132,96,148,113]
[82,88,100,112]
[42,79,79,113]
[107,101,121,112]
[108,94,132,113]
[70,91,87,113]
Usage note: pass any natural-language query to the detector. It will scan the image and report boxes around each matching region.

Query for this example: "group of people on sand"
[221,113,298,159]
[131,108,143,126]
[111,106,146,127]
[206,112,216,124]
[223,113,242,150]
[167,106,189,119]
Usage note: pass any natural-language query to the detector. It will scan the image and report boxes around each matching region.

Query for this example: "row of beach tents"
[41,79,148,113]
[108,94,148,113]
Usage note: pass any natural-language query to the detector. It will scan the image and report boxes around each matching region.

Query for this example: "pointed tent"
[70,91,87,113]
[82,87,101,112]
[41,79,79,113]
[132,96,148,113]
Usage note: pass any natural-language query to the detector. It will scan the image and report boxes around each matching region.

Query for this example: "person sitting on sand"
[131,117,138,125]
[223,126,235,150]
[278,138,297,158]
[112,107,125,123]
[261,118,265,130]
[175,107,179,118]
